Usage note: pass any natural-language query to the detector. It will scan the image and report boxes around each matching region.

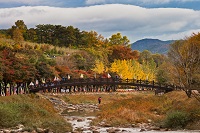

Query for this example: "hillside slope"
[131,38,175,54]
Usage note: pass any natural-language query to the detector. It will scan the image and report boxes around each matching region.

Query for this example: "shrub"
[164,111,190,129]
[0,103,20,128]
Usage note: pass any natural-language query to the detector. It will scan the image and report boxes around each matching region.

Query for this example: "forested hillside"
[0,20,199,98]
[131,39,175,54]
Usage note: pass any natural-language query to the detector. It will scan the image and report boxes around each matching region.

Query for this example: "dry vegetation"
[59,91,200,130]
[1,91,200,131]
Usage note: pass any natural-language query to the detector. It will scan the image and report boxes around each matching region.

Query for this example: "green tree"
[152,53,165,67]
[81,31,98,48]
[14,20,27,32]
[156,62,171,84]
[139,50,152,65]
[65,25,82,47]
[109,32,130,46]
[26,28,37,42]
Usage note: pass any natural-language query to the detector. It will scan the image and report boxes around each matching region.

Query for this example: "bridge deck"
[30,78,175,94]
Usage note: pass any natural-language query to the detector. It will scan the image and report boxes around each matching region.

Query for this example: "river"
[61,103,200,133]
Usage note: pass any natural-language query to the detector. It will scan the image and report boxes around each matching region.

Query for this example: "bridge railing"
[37,78,173,89]
[29,77,176,93]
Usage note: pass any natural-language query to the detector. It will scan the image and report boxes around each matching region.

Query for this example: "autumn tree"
[55,65,71,78]
[35,55,55,81]
[14,20,27,32]
[110,59,134,79]
[132,50,140,60]
[108,45,138,63]
[110,59,156,80]
[92,60,105,74]
[109,32,130,46]
[13,28,24,44]
[72,51,96,70]
[0,32,7,39]
[11,20,27,42]
[168,33,200,98]
[0,48,23,95]
[0,51,3,81]
[141,58,157,81]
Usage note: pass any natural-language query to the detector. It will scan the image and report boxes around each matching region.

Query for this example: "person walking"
[98,97,102,104]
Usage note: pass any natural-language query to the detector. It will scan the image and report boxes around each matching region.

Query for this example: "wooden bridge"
[29,78,176,95]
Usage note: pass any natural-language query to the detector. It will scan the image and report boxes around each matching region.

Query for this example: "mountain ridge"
[131,38,175,54]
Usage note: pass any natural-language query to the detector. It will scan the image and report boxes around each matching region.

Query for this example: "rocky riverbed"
[46,94,200,133]
[1,93,199,133]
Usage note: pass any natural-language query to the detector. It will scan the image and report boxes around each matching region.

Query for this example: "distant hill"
[131,38,175,54]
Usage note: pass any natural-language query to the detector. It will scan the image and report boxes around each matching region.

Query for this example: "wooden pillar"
[152,80,154,91]
[0,83,1,96]
[9,84,12,96]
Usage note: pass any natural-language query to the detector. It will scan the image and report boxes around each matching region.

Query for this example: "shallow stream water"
[62,107,200,133]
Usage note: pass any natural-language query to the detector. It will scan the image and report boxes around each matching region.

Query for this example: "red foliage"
[109,45,139,62]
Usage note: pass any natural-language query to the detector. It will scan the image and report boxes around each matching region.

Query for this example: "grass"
[1,91,200,131]
[0,94,72,133]
[58,91,200,130]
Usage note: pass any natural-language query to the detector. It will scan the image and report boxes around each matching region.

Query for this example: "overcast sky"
[0,0,200,42]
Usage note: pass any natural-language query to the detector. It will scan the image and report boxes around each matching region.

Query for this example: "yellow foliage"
[110,59,156,80]
[92,60,105,74]
[110,61,118,73]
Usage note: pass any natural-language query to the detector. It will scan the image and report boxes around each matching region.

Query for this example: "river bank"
[44,92,200,133]
[0,91,199,133]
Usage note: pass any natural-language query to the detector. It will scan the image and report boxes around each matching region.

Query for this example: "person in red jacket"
[98,97,102,104]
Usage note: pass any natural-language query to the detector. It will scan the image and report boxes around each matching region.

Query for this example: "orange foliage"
[109,45,138,62]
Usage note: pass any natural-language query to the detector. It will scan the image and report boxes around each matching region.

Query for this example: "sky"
[0,0,200,42]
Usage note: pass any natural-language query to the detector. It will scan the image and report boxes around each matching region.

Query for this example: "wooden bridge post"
[152,80,154,89]
[132,79,135,83]
[9,85,12,96]
[126,78,129,83]
[113,85,117,92]
[69,86,71,93]
[0,83,1,96]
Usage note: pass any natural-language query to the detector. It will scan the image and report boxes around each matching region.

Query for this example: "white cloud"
[147,29,200,41]
[0,4,200,42]
[85,0,198,5]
